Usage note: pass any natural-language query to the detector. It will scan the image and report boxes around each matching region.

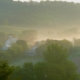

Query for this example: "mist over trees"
[0,0,80,28]
[0,60,14,80]
[0,1,80,80]
[19,30,37,45]
[0,44,79,80]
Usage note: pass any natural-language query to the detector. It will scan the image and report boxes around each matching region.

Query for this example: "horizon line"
[13,0,80,3]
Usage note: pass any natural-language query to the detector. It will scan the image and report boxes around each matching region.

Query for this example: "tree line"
[0,0,80,27]
[0,44,79,80]
[1,30,80,62]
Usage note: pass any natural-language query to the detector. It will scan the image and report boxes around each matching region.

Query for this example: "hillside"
[0,0,80,28]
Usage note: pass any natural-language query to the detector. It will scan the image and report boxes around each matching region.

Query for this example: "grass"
[10,56,44,66]
[69,52,80,59]
[10,52,80,66]
[0,25,28,35]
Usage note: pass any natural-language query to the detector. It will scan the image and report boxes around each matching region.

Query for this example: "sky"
[13,0,80,3]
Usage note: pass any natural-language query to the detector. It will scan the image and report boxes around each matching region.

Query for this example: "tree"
[10,63,34,80]
[59,39,73,49]
[7,43,25,60]
[0,51,11,61]
[11,44,24,56]
[43,44,78,80]
[7,47,18,58]
[46,39,73,49]
[44,44,68,63]
[10,66,22,80]
[0,60,14,80]
[34,62,47,80]
[36,44,46,55]
[36,39,73,55]
[9,42,79,80]
[16,40,28,52]
[21,62,34,80]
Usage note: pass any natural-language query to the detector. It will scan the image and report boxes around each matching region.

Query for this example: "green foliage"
[0,60,14,80]
[0,39,28,62]
[46,39,73,49]
[36,39,72,55]
[43,44,78,80]
[7,48,18,58]
[21,62,34,80]
[69,46,80,54]
[68,46,80,59]
[10,43,78,80]
[10,66,22,80]
[0,51,11,61]
[44,44,68,63]
[6,43,26,61]
[36,44,47,55]
[0,33,79,80]
[34,62,47,80]
[16,40,28,51]
[46,61,78,80]
[12,44,24,55]
[11,63,34,80]
[0,1,80,27]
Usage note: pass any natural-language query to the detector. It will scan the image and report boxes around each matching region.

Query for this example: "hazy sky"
[13,0,80,3]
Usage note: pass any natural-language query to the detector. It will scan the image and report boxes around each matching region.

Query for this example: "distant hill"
[0,0,80,28]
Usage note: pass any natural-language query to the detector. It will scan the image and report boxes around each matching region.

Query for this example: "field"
[1,25,80,73]
[10,56,44,66]
[0,25,27,34]
[9,54,80,73]
[69,53,80,73]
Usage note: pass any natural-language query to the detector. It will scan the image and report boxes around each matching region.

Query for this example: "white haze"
[13,0,80,3]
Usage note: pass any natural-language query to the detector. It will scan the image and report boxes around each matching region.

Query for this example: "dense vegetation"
[0,39,28,62]
[0,29,37,45]
[0,60,14,80]
[0,30,80,80]
[1,30,80,62]
[0,1,80,80]
[0,44,79,80]
[0,0,80,28]
[0,28,38,63]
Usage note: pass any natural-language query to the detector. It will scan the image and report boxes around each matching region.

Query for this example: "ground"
[10,54,80,73]
[10,56,44,66]
[0,25,26,34]
[71,57,80,73]
[1,25,80,73]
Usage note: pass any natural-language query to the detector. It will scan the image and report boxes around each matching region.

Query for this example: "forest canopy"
[0,0,80,28]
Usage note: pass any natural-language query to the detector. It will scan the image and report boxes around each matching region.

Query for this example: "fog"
[1,1,80,79]
[13,0,80,3]
[29,27,79,42]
